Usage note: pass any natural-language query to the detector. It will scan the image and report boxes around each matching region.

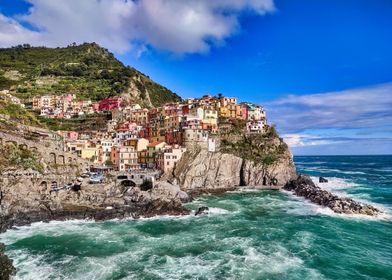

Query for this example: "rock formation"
[319,177,328,183]
[284,175,380,216]
[195,206,209,216]
[0,178,190,233]
[173,148,296,193]
[0,243,15,280]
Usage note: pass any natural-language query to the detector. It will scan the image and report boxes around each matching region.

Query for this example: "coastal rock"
[174,149,243,191]
[195,206,209,216]
[0,243,15,280]
[150,182,192,203]
[0,178,190,233]
[241,157,297,187]
[284,175,380,216]
[174,149,296,191]
[319,177,328,183]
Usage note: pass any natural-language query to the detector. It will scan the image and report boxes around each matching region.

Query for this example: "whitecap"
[206,207,230,215]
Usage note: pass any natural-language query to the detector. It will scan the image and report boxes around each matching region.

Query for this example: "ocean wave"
[6,249,61,280]
[303,167,367,175]
[0,219,97,245]
[295,161,327,165]
[310,176,359,191]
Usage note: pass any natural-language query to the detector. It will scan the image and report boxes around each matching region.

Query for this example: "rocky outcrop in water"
[0,242,15,280]
[319,177,328,183]
[195,206,209,216]
[0,178,190,233]
[173,149,296,192]
[284,175,380,216]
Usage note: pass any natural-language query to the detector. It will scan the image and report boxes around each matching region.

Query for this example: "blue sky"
[0,0,391,155]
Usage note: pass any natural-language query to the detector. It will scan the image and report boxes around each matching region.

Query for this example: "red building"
[98,97,123,111]
[181,104,190,115]
[165,130,183,145]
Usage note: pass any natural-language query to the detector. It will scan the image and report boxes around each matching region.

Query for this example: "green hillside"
[0,43,181,107]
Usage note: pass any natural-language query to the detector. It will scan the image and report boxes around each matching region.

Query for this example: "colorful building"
[98,97,123,111]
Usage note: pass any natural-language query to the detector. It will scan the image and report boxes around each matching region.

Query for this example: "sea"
[1,155,391,280]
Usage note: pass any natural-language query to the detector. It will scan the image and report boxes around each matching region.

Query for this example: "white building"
[158,145,187,173]
[247,120,266,134]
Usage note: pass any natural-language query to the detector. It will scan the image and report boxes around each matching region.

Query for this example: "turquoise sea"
[1,155,392,279]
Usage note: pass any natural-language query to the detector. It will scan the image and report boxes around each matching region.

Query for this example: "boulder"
[195,206,209,216]
[319,177,328,183]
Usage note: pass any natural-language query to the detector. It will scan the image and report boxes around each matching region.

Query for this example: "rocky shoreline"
[284,175,380,216]
[0,242,15,280]
[0,172,381,278]
[0,181,191,234]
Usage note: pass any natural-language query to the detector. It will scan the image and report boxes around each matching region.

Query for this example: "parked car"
[89,174,104,184]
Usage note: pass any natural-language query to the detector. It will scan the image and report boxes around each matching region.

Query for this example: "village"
[1,89,267,176]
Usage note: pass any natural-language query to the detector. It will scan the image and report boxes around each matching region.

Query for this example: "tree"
[104,159,113,166]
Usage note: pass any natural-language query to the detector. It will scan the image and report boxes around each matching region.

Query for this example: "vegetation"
[0,43,181,106]
[0,101,42,126]
[104,159,113,166]
[220,125,289,165]
[38,113,110,131]
[0,144,43,173]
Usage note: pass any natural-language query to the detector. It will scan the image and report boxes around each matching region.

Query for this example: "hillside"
[0,43,181,107]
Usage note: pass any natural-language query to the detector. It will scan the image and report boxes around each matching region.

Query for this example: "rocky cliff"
[173,138,296,192]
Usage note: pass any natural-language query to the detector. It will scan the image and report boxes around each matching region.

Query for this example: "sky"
[0,0,391,155]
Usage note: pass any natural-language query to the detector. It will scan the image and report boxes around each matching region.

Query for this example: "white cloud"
[266,83,392,133]
[0,14,40,46]
[0,0,275,54]
[282,134,332,148]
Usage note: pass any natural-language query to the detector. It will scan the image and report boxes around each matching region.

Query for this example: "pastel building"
[98,97,123,111]
[111,145,138,171]
[81,144,103,164]
[247,120,266,134]
[246,104,266,121]
[156,145,187,173]
[147,141,167,168]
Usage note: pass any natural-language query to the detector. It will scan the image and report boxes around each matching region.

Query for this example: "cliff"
[174,149,296,192]
[173,127,296,192]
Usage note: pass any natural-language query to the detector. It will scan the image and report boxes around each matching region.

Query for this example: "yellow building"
[219,106,230,118]
[81,145,102,164]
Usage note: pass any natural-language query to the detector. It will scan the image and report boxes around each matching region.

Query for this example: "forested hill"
[0,43,181,107]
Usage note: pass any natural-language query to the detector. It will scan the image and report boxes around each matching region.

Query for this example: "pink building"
[117,121,139,132]
[241,104,248,120]
[92,103,100,112]
[98,97,123,111]
[67,131,79,140]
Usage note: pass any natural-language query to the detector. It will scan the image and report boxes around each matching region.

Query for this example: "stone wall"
[0,131,89,172]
